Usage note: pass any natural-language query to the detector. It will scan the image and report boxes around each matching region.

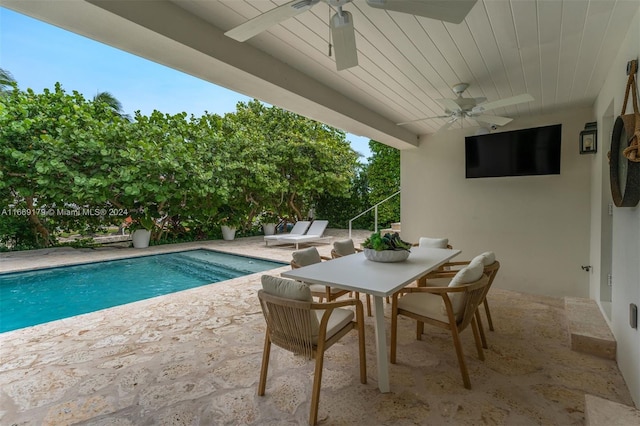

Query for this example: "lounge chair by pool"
[276,220,331,249]
[264,220,311,246]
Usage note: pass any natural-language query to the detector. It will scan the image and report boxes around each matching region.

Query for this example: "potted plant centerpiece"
[362,231,412,263]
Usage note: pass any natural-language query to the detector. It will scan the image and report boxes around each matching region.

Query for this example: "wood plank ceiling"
[174,0,639,134]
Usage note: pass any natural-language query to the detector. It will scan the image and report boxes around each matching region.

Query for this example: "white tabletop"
[282,247,461,297]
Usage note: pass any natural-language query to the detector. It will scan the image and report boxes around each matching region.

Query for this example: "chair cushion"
[261,275,312,302]
[333,239,355,256]
[398,292,448,322]
[448,258,484,287]
[309,284,347,295]
[472,251,496,266]
[312,308,354,344]
[418,237,449,248]
[292,247,322,267]
[447,259,484,319]
[400,261,484,322]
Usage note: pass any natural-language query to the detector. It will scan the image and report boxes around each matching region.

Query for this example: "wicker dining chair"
[412,236,453,249]
[405,237,454,289]
[390,260,489,389]
[257,275,367,425]
[330,238,362,258]
[330,239,376,316]
[420,251,500,348]
[291,246,350,303]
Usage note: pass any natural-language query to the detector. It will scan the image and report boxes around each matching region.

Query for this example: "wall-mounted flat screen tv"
[465,124,562,178]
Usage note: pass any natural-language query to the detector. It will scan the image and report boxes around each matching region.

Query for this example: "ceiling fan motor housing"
[452,83,470,95]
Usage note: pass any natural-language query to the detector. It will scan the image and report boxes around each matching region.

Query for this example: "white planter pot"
[363,248,410,263]
[262,223,276,236]
[221,225,237,241]
[132,229,151,248]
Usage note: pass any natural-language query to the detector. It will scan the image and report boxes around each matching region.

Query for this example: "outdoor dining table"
[281,246,461,393]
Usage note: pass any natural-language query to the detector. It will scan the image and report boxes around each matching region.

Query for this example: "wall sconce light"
[579,122,597,154]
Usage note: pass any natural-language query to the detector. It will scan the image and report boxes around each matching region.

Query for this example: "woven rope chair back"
[258,290,316,359]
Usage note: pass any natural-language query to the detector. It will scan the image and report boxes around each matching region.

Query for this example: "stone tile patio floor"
[0,229,634,425]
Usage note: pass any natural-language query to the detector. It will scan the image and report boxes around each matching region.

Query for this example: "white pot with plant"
[261,211,279,236]
[130,216,155,248]
[221,224,237,241]
[362,231,412,262]
[262,223,276,236]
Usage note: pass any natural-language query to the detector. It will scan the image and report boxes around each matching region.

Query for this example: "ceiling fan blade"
[472,93,534,113]
[331,10,358,71]
[436,117,458,133]
[436,98,462,112]
[225,0,319,42]
[472,114,513,126]
[366,0,477,24]
[397,115,450,126]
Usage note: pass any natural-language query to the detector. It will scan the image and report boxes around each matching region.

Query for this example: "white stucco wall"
[401,107,593,299]
[402,5,639,406]
[593,6,640,407]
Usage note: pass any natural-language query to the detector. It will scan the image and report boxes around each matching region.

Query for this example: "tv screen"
[465,124,561,178]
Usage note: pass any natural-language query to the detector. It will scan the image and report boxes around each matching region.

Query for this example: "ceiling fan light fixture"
[330,9,358,71]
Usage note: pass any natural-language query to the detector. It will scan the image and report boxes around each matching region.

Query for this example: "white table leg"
[372,295,390,392]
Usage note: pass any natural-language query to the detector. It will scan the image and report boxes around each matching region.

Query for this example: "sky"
[0,7,372,160]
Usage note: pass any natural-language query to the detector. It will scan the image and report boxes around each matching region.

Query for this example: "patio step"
[380,222,401,235]
[565,297,616,360]
[585,394,640,425]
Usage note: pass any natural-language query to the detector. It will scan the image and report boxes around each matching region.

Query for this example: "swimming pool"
[0,249,286,333]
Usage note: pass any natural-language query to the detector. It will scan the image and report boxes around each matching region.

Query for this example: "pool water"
[0,249,285,333]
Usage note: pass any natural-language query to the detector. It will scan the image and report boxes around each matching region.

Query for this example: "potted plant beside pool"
[220,224,237,241]
[362,231,412,263]
[129,216,155,249]
[260,211,279,236]
[218,202,251,241]
[220,216,245,241]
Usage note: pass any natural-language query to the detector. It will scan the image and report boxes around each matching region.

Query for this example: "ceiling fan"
[224,0,478,71]
[397,83,535,131]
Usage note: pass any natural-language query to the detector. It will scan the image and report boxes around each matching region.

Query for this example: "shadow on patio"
[0,230,633,425]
